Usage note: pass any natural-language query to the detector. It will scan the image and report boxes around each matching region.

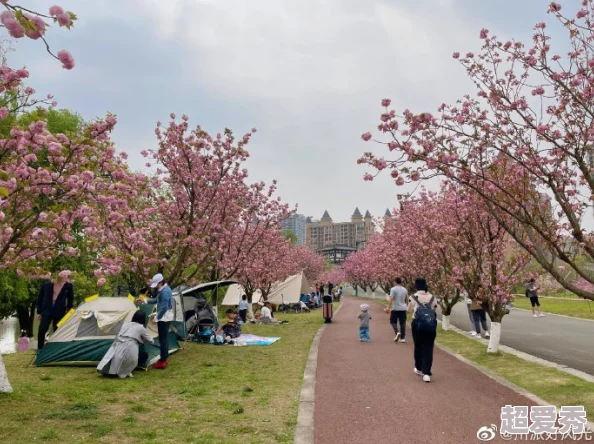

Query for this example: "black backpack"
[411,294,437,333]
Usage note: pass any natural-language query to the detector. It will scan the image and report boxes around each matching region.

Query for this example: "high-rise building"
[280,214,307,245]
[305,208,389,264]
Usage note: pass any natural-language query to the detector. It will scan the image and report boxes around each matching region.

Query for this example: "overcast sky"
[9,0,567,223]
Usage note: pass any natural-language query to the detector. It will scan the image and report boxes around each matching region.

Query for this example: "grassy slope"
[513,297,594,320]
[0,309,329,444]
[436,328,594,415]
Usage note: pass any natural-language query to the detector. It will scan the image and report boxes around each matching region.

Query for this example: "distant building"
[280,214,306,245]
[305,208,387,264]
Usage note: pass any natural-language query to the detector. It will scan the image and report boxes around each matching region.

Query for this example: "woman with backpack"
[408,278,438,383]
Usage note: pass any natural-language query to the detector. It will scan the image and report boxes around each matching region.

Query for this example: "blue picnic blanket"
[238,334,280,346]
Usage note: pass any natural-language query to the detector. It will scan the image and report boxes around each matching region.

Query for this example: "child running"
[358,304,372,342]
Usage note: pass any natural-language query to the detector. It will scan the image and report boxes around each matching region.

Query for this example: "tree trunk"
[442,315,451,331]
[0,354,12,393]
[16,306,32,337]
[16,294,37,338]
[246,290,255,319]
[487,322,501,353]
[29,301,36,336]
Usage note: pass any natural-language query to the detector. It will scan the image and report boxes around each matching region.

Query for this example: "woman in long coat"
[97,311,154,378]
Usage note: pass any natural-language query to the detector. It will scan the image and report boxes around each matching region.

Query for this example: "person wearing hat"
[143,273,173,369]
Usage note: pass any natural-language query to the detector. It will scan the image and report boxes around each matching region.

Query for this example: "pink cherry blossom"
[57,50,75,70]
[548,2,561,13]
[361,132,372,141]
[49,5,65,16]
[358,1,594,302]
[56,13,71,27]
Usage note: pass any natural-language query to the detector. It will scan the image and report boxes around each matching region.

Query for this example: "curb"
[434,340,594,433]
[294,303,343,444]
[443,322,594,383]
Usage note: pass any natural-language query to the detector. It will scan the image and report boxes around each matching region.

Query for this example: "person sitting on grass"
[259,301,277,324]
[97,311,154,379]
[216,309,242,343]
[299,300,311,313]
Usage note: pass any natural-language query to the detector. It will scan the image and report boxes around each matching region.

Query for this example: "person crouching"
[97,311,154,379]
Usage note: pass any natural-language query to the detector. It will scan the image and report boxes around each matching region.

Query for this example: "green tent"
[35,295,180,368]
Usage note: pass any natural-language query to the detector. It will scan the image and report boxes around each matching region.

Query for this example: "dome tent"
[34,295,179,368]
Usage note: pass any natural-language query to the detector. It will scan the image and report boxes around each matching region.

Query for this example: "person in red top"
[36,274,74,349]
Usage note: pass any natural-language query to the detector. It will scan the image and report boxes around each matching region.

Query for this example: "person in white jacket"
[97,311,154,379]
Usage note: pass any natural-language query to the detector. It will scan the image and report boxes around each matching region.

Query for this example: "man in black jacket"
[37,276,74,349]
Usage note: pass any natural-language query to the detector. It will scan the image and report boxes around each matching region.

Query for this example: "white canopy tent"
[222,273,311,306]
[266,273,310,305]
[221,284,262,306]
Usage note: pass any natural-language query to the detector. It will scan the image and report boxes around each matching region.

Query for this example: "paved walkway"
[346,287,594,376]
[314,297,537,444]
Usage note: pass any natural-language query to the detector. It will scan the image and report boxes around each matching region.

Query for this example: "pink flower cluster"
[358,1,594,300]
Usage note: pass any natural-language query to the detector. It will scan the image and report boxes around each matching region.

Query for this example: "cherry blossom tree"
[359,1,594,301]
[0,1,77,394]
[319,267,347,287]
[0,114,125,275]
[94,117,293,297]
[359,233,400,294]
[0,2,76,69]
[235,228,297,304]
[347,185,528,352]
[210,181,293,283]
[291,245,327,284]
[342,248,379,295]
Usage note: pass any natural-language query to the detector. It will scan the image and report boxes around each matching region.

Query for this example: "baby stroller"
[186,295,218,343]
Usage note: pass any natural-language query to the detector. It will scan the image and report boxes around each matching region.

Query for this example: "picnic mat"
[238,334,281,346]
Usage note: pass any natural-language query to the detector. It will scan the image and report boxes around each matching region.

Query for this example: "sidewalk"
[314,297,538,444]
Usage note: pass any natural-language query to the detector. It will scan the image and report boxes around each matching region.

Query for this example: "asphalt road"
[447,303,594,376]
[345,286,594,376]
[315,297,537,444]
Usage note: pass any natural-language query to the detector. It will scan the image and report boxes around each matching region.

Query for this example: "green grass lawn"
[513,297,594,320]
[0,307,331,444]
[436,328,594,415]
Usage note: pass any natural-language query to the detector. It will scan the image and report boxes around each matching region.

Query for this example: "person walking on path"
[238,294,249,323]
[408,278,437,382]
[470,299,490,338]
[314,296,539,444]
[143,273,173,369]
[357,304,372,342]
[36,274,74,350]
[526,278,545,318]
[388,277,408,343]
